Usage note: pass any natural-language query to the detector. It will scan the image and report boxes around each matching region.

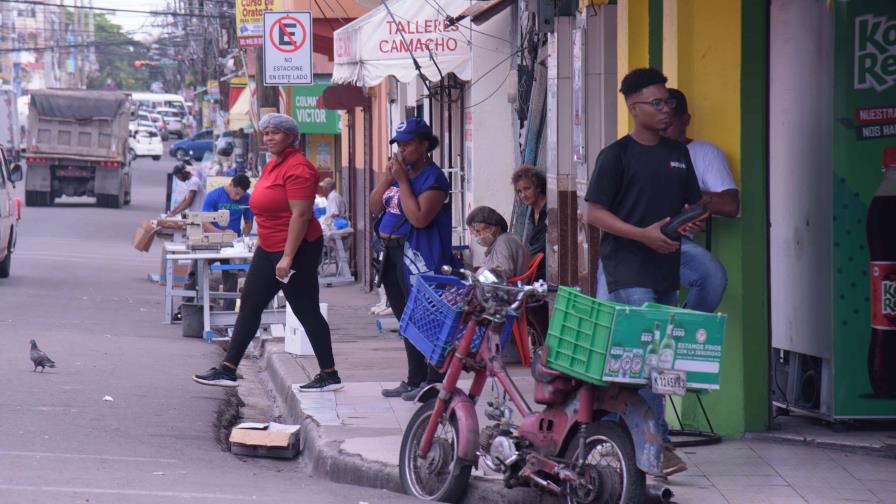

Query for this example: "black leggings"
[224,238,335,371]
[381,238,443,387]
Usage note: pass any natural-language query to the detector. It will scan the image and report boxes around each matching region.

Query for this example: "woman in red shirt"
[193,113,341,391]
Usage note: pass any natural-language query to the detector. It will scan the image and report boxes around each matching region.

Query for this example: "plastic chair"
[506,253,545,368]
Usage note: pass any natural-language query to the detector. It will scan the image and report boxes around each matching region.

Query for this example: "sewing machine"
[182,210,238,250]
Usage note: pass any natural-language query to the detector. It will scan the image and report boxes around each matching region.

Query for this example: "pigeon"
[30,339,56,372]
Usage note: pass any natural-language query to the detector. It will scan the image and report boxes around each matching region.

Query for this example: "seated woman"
[511,165,547,280]
[510,165,548,347]
[466,206,529,279]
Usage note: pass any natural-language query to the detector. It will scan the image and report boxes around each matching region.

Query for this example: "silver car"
[156,107,185,139]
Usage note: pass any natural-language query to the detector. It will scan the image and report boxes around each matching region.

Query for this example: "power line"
[0,39,191,52]
[0,0,230,19]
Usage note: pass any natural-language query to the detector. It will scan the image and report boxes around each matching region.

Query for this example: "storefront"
[283,81,343,179]
[330,0,475,287]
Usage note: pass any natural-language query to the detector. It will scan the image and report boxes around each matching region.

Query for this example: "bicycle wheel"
[399,398,472,502]
[564,421,646,504]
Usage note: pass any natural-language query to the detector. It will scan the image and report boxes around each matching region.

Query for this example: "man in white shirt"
[662,88,740,312]
[166,163,206,217]
[319,177,347,220]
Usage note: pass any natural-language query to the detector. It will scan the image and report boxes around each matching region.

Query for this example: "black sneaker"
[192,366,238,388]
[299,371,344,392]
[381,381,416,398]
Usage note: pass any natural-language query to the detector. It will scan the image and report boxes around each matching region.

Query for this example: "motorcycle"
[398,267,671,503]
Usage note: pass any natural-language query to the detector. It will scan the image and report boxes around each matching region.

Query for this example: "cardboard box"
[159,252,191,287]
[132,219,158,252]
[602,305,727,390]
[229,422,301,459]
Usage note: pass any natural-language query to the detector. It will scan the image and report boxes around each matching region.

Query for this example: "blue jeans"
[595,264,676,444]
[680,237,728,313]
[596,239,727,313]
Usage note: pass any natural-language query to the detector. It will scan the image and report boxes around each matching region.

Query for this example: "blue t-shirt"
[379,162,456,283]
[201,186,254,236]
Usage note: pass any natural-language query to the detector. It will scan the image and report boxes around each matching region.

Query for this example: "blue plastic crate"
[400,274,485,368]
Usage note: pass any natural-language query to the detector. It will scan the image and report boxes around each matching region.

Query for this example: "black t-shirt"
[585,135,702,293]
[528,207,547,280]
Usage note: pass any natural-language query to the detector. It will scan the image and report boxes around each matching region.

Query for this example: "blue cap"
[390,117,432,144]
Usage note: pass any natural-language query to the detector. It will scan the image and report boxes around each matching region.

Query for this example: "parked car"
[0,148,23,278]
[156,107,184,139]
[128,128,163,162]
[129,119,158,135]
[147,112,169,141]
[169,129,214,161]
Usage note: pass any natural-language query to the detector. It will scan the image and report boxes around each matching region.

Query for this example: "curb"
[743,431,896,460]
[254,345,555,504]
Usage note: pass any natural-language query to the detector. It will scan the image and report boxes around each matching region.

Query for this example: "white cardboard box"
[285,302,328,356]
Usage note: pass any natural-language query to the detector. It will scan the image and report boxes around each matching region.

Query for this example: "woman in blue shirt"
[370,118,454,401]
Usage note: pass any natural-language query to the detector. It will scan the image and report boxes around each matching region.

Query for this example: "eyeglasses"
[631,98,677,111]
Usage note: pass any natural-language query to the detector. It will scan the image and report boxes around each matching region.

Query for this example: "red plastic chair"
[506,253,544,368]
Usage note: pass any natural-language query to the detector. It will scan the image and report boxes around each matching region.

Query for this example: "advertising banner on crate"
[832,0,896,416]
[603,307,726,390]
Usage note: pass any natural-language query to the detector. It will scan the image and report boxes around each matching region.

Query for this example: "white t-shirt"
[184,175,206,212]
[686,140,738,193]
[326,191,347,218]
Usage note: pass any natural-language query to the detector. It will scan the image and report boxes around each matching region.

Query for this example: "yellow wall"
[616,0,650,137]
[674,0,742,184]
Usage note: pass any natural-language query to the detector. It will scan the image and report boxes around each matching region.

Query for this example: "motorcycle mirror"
[9,163,23,183]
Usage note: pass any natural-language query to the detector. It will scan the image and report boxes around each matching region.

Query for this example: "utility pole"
[255,48,278,112]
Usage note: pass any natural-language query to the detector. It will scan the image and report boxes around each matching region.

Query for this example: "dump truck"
[24,89,131,208]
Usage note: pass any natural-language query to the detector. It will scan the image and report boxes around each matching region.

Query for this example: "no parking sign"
[263,11,313,85]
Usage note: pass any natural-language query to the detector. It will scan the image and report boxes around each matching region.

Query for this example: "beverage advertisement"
[832,0,896,416]
[602,308,727,390]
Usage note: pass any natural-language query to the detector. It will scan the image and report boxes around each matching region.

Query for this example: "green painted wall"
[671,0,771,436]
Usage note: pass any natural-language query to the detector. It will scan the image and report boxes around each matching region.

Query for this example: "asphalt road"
[0,152,418,504]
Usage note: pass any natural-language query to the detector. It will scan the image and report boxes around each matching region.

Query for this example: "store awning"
[332,0,472,87]
[455,0,513,25]
[228,85,252,131]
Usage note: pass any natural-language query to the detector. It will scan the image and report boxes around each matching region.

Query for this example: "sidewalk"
[242,283,896,504]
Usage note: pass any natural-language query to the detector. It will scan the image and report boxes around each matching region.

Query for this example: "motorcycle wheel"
[399,398,472,503]
[564,421,646,504]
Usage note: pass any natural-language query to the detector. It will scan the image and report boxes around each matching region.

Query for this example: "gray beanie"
[259,113,300,145]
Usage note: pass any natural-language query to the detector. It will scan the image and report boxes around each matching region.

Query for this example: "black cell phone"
[661,206,709,240]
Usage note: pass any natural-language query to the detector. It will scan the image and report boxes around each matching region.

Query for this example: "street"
[0,153,417,504]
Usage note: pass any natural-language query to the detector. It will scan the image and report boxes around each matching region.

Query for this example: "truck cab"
[0,148,22,278]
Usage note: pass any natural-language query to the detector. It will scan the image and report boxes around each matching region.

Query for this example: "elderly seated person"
[466,206,529,279]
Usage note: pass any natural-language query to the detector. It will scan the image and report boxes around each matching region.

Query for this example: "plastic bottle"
[867,147,896,397]
[659,316,676,370]
[644,322,661,376]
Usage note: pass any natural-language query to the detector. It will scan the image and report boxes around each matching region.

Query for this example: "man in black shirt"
[585,67,703,477]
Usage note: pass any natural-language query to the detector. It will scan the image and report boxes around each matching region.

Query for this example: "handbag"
[372,211,406,288]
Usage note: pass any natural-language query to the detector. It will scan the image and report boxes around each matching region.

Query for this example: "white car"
[156,107,185,139]
[128,128,163,161]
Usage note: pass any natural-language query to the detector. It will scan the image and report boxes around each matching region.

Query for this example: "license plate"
[651,369,687,396]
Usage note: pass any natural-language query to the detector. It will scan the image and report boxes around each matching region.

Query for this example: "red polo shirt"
[249,148,323,252]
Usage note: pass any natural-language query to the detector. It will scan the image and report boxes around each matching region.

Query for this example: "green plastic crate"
[545,287,627,385]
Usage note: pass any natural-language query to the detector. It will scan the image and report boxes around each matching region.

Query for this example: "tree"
[86,14,151,91]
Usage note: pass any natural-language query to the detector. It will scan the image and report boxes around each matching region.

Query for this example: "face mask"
[475,232,496,248]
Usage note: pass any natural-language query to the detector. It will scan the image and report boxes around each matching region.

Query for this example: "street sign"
[263,11,313,86]
[236,0,281,48]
